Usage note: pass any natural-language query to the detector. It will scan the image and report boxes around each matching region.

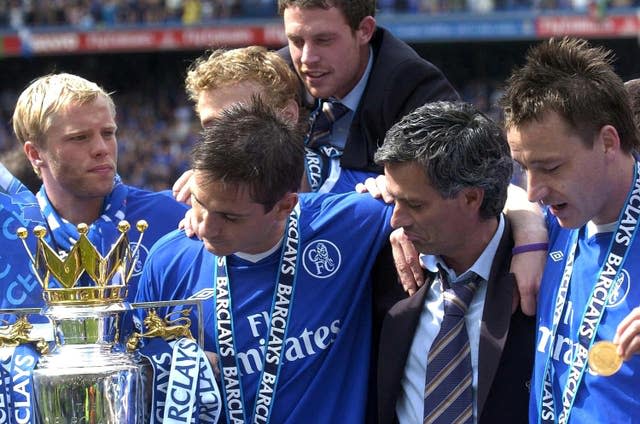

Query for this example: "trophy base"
[33,345,148,424]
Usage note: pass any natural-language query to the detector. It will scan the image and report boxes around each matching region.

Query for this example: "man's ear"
[274,192,299,220]
[357,16,376,44]
[24,141,44,174]
[461,186,485,213]
[599,124,621,155]
[280,99,300,125]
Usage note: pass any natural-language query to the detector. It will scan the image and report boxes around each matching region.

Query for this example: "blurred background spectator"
[0,0,638,30]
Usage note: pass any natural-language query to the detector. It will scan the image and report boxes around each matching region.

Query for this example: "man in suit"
[375,101,536,424]
[277,0,458,189]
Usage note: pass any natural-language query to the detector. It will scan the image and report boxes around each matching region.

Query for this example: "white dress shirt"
[396,214,505,423]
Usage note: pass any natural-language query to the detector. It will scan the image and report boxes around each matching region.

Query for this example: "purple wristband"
[512,242,549,255]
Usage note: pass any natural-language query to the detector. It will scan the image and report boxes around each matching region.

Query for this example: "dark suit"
[279,26,459,174]
[377,220,535,424]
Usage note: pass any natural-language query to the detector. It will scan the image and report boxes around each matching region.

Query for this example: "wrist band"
[512,242,549,255]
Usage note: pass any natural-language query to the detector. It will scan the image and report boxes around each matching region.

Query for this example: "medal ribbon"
[304,147,341,193]
[539,161,640,424]
[214,208,300,424]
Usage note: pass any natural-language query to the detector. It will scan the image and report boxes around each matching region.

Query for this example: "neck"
[593,154,636,225]
[45,188,104,225]
[244,218,289,255]
[441,217,498,275]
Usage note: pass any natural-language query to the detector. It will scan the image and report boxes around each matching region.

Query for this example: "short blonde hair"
[185,46,299,115]
[12,73,115,146]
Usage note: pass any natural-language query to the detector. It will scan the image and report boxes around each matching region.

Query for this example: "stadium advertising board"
[0,11,638,57]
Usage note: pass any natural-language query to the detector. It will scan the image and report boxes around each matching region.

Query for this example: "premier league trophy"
[0,220,220,424]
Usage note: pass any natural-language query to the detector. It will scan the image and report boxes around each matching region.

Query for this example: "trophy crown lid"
[17,220,148,306]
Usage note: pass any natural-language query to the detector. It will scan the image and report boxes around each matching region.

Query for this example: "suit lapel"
[378,272,436,423]
[476,219,516,415]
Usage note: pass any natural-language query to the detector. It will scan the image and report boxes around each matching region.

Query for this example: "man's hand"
[205,350,220,380]
[614,307,640,360]
[390,228,424,296]
[357,177,423,295]
[172,169,194,205]
[355,175,394,204]
[178,208,199,239]
[509,251,545,315]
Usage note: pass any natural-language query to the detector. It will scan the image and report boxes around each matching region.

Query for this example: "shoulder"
[147,229,200,259]
[300,191,391,217]
[371,27,453,82]
[364,27,458,118]
[124,185,188,224]
[125,186,185,208]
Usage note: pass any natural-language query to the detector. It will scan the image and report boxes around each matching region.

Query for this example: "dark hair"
[375,101,512,220]
[191,98,304,212]
[501,37,639,152]
[624,78,640,130]
[277,0,376,30]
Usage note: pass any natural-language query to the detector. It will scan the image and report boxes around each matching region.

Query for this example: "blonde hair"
[12,73,115,146]
[185,46,299,115]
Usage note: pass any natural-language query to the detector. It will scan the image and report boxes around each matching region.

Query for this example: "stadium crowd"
[0,0,638,30]
[0,76,504,191]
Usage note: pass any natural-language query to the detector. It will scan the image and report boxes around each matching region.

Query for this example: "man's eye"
[222,215,238,222]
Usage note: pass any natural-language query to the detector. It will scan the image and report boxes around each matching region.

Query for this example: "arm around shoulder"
[504,184,549,316]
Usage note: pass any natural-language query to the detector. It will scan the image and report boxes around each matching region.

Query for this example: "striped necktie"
[423,270,480,424]
[306,99,350,151]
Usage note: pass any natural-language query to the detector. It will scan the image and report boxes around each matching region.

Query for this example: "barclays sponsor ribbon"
[0,348,15,424]
[9,344,38,424]
[215,208,300,424]
[163,338,201,423]
[140,336,221,424]
[538,161,640,424]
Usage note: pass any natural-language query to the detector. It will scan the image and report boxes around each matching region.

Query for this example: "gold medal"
[588,341,622,376]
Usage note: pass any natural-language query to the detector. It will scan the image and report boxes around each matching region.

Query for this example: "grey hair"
[375,101,512,220]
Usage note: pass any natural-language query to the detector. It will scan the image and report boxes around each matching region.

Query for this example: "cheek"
[289,44,302,63]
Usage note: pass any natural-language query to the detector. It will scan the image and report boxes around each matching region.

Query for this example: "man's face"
[385,162,470,258]
[190,171,289,256]
[508,111,610,228]
[197,81,264,128]
[283,5,373,100]
[33,95,117,204]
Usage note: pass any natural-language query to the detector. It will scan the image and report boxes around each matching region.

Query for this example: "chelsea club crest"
[302,240,341,278]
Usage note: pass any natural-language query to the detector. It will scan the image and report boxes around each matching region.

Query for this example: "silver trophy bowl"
[32,302,147,424]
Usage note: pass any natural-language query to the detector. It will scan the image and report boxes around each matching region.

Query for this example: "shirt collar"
[419,214,505,284]
[331,46,373,112]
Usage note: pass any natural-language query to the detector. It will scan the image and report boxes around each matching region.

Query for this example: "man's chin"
[203,241,232,257]
[304,82,331,100]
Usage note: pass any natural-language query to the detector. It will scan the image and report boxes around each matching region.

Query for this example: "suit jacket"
[279,26,459,174]
[377,220,535,424]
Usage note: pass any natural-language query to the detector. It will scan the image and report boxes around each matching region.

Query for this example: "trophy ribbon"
[195,347,220,422]
[588,341,623,377]
[164,338,200,423]
[0,348,14,424]
[140,337,174,423]
[8,344,38,424]
[140,337,221,424]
